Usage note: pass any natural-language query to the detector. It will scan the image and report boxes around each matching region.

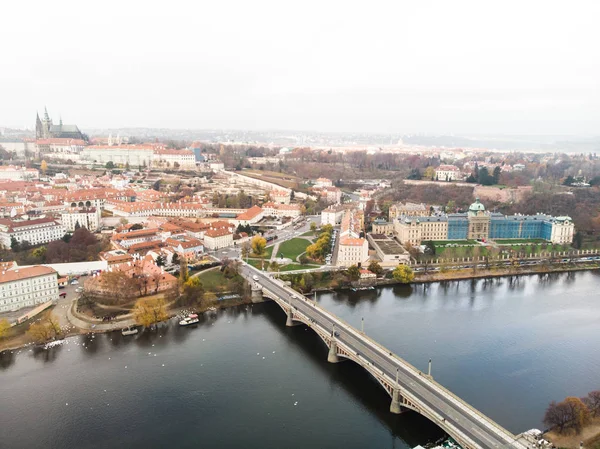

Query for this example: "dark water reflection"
[1,271,599,449]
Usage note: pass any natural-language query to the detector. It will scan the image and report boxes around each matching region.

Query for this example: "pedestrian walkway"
[66,300,135,331]
[270,241,282,261]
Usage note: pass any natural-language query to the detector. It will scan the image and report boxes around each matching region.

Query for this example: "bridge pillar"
[327,339,340,363]
[251,284,264,303]
[390,388,402,414]
[285,309,298,327]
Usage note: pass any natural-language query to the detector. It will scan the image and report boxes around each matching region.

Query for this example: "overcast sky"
[1,0,599,135]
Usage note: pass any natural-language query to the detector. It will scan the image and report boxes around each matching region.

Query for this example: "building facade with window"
[0,266,59,312]
[0,217,65,249]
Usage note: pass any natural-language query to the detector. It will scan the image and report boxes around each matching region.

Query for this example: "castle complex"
[394,199,574,245]
[35,108,85,140]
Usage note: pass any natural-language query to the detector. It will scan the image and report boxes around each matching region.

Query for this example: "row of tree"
[305,224,334,261]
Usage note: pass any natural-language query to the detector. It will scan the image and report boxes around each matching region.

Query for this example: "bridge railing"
[250,265,522,447]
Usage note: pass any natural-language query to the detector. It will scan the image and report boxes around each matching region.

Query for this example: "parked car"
[70,280,79,285]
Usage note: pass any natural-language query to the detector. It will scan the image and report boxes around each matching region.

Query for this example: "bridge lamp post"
[361,317,364,334]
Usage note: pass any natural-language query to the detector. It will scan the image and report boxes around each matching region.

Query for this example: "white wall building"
[81,145,155,167]
[321,205,345,226]
[203,228,233,250]
[0,217,65,249]
[0,266,59,312]
[435,165,461,181]
[0,166,40,181]
[152,149,196,169]
[61,208,101,232]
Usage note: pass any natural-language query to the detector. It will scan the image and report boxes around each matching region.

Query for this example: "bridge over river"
[241,262,531,449]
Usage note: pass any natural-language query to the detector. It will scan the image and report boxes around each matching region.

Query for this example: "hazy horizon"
[2,0,599,135]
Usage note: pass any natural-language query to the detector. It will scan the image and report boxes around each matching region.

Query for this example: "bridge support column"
[251,284,264,303]
[285,309,298,327]
[327,339,340,363]
[390,388,402,414]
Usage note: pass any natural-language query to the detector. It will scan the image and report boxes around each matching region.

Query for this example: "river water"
[1,271,600,449]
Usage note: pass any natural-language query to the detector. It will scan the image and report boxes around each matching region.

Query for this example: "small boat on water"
[121,326,138,336]
[179,313,199,326]
[206,307,217,313]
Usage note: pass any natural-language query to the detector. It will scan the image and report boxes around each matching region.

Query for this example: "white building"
[321,205,345,226]
[0,165,40,181]
[321,186,342,204]
[209,161,225,171]
[235,206,264,226]
[262,202,302,219]
[337,237,369,267]
[36,138,86,156]
[61,207,101,232]
[203,228,233,250]
[435,165,461,181]
[0,217,65,249]
[271,190,291,204]
[314,177,333,188]
[152,149,196,169]
[81,145,155,167]
[0,266,59,312]
[550,217,575,244]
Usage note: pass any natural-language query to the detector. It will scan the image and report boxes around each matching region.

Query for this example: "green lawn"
[495,238,549,245]
[250,245,274,259]
[246,259,268,270]
[300,231,315,237]
[277,238,311,261]
[196,269,243,291]
[432,240,478,246]
[279,263,320,272]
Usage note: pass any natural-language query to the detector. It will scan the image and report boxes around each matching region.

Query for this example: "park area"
[277,238,311,261]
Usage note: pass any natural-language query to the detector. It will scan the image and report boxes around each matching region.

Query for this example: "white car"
[253,275,259,281]
[70,280,79,285]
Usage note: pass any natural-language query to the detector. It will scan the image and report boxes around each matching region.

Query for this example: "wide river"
[2,271,600,449]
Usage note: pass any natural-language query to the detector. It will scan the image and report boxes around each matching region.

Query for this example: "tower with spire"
[34,107,84,140]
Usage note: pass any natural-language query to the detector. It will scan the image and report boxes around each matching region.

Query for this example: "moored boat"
[179,313,199,326]
[121,326,138,336]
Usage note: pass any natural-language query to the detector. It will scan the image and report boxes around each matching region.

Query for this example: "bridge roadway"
[241,263,527,449]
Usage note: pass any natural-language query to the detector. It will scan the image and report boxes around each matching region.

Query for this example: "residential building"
[81,145,155,167]
[321,186,342,204]
[204,228,233,250]
[271,190,291,204]
[321,205,345,226]
[35,138,86,156]
[165,237,204,260]
[61,207,101,232]
[314,178,333,188]
[359,269,376,279]
[0,166,40,181]
[235,205,264,226]
[111,228,161,249]
[261,202,302,219]
[0,217,65,248]
[337,237,369,267]
[152,149,196,169]
[389,202,429,220]
[435,165,461,181]
[0,266,59,313]
[337,209,368,267]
